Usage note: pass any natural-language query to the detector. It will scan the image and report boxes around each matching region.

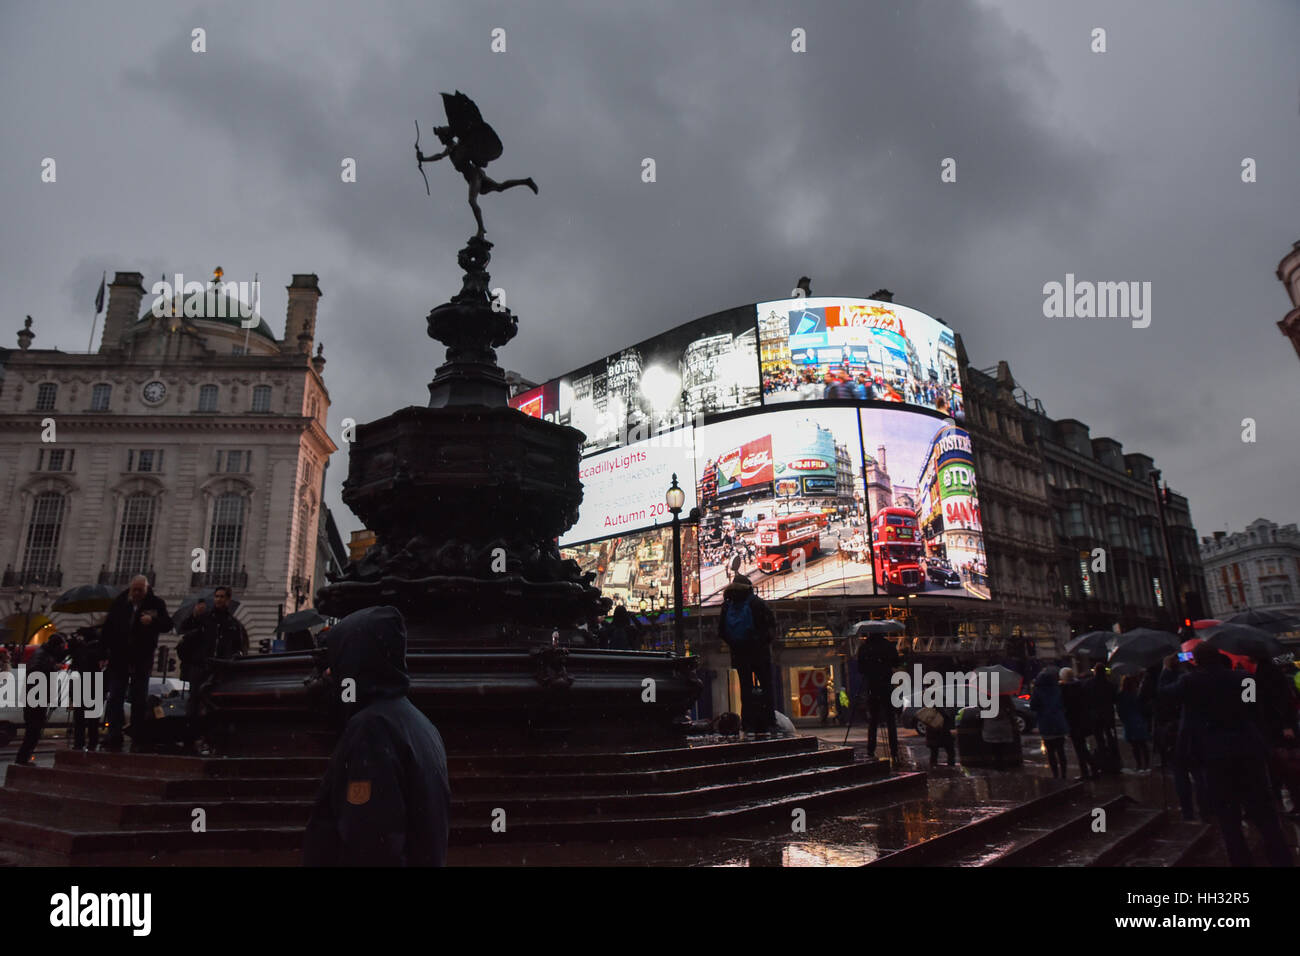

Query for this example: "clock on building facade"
[142,380,167,405]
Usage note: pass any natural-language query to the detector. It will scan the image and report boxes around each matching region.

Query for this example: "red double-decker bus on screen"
[872,506,924,593]
[755,512,821,574]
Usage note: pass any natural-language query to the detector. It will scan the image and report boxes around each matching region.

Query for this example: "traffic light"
[156,646,168,672]
[258,638,271,655]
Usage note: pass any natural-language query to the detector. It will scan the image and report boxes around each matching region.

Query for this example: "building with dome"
[0,270,343,652]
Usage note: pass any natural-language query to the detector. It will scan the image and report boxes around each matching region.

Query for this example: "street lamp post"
[667,473,687,658]
[1148,469,1184,632]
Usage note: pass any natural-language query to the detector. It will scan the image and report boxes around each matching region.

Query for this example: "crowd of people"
[761,362,963,416]
[8,575,251,762]
[1028,647,1299,866]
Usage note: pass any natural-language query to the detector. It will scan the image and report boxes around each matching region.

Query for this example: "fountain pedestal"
[208,236,700,751]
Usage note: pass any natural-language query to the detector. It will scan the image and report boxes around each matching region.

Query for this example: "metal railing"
[1,568,63,588]
[98,568,156,587]
[191,568,249,589]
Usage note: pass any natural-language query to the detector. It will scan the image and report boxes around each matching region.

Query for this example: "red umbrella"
[1191,619,1221,630]
[1179,637,1255,673]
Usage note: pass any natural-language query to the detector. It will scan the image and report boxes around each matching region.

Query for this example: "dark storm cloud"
[2,0,1296,539]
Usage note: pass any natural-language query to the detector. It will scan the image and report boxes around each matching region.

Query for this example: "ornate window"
[35,383,57,411]
[91,383,112,411]
[115,493,156,575]
[252,385,272,413]
[207,494,246,583]
[198,384,219,412]
[23,491,66,576]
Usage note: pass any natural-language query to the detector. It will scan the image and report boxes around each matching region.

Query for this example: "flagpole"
[88,271,106,352]
[242,271,258,354]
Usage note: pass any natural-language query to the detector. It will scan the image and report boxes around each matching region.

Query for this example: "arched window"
[35,383,58,411]
[295,498,313,592]
[115,493,157,575]
[23,491,66,579]
[198,384,219,412]
[207,493,246,582]
[91,383,112,411]
[252,385,272,413]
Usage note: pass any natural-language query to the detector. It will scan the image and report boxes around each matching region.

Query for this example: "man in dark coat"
[101,575,173,752]
[718,574,778,735]
[303,606,451,866]
[1059,667,1098,779]
[857,629,901,760]
[14,633,69,764]
[1161,642,1294,866]
[1084,661,1121,772]
[177,586,247,752]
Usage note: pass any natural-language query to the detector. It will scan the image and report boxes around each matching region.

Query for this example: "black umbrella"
[50,583,121,613]
[171,589,241,632]
[1201,623,1286,659]
[851,619,905,636]
[1107,628,1181,670]
[1220,608,1300,635]
[274,609,326,635]
[1064,630,1113,657]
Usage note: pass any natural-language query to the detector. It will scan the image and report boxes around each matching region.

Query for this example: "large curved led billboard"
[757,296,963,419]
[525,294,989,605]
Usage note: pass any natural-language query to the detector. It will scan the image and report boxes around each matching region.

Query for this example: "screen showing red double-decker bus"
[755,513,822,574]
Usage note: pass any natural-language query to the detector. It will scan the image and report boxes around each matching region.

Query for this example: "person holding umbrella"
[1160,642,1294,866]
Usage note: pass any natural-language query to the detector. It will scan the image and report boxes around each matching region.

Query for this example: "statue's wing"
[462,122,504,167]
[442,91,504,166]
[441,91,484,137]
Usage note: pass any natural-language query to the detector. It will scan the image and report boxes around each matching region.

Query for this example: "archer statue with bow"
[416,91,537,239]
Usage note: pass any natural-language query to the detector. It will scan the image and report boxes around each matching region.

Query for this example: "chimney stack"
[99,272,146,353]
[282,274,322,355]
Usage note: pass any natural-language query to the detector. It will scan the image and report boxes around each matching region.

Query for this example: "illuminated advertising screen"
[561,436,698,546]
[695,408,867,605]
[509,380,560,421]
[757,297,964,419]
[555,307,760,455]
[562,525,700,614]
[860,408,989,599]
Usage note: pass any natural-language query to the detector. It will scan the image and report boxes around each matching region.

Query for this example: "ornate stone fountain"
[207,93,700,751]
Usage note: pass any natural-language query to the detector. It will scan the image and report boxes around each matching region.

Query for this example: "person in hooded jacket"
[857,630,901,761]
[15,633,69,765]
[303,606,451,867]
[1031,668,1069,778]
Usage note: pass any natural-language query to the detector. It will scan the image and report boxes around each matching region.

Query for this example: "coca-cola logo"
[740,450,771,479]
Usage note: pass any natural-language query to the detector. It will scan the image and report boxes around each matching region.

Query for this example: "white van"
[0,667,183,747]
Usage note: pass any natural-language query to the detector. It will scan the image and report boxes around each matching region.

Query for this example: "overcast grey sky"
[3,0,1297,542]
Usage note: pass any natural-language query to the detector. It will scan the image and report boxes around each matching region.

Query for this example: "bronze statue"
[416,91,537,239]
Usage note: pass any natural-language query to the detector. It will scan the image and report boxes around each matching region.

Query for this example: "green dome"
[140,288,276,341]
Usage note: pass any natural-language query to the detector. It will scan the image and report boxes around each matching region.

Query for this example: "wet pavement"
[454,725,1300,866]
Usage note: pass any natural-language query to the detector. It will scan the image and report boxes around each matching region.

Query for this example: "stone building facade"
[956,351,1070,655]
[0,270,338,647]
[1199,518,1300,620]
[957,346,1208,650]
